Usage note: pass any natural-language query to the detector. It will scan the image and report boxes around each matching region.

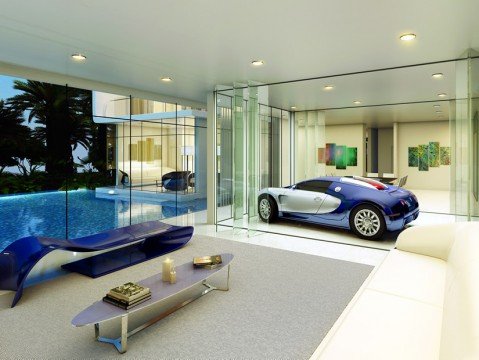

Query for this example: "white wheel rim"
[354,209,381,236]
[259,199,271,219]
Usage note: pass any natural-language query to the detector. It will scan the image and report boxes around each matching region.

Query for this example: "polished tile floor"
[164,189,457,268]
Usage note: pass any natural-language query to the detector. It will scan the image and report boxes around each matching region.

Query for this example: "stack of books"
[103,282,151,310]
[193,255,223,269]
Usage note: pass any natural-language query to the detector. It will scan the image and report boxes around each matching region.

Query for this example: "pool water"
[0,190,206,251]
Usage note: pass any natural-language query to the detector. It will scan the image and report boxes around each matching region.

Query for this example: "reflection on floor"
[163,210,388,267]
[214,189,457,253]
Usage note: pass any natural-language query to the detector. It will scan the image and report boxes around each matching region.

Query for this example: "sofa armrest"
[396,223,457,261]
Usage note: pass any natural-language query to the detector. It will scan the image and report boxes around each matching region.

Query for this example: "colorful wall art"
[408,147,419,167]
[440,147,450,165]
[319,144,358,169]
[335,145,347,169]
[408,142,450,171]
[347,147,358,166]
[325,143,336,166]
[418,144,429,171]
[428,142,440,167]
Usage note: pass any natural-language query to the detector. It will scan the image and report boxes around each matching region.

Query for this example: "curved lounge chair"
[0,221,193,307]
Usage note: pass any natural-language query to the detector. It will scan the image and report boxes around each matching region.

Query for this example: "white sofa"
[312,223,479,360]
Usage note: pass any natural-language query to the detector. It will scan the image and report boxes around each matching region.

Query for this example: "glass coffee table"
[72,253,233,353]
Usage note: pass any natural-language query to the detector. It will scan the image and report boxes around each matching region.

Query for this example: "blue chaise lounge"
[0,220,193,307]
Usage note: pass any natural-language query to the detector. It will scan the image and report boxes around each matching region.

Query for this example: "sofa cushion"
[367,249,446,307]
[318,288,443,360]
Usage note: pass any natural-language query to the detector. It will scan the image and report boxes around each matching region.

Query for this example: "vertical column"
[247,83,260,233]
[206,92,216,225]
[232,84,245,228]
[452,58,470,218]
[393,122,399,176]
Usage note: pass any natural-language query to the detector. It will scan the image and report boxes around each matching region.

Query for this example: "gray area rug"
[0,235,372,359]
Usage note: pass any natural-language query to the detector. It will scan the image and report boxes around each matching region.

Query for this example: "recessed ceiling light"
[437,93,447,98]
[399,33,416,41]
[433,104,441,108]
[353,100,361,105]
[323,85,334,90]
[71,53,87,61]
[432,73,444,79]
[251,60,265,66]
[161,77,173,82]
[291,106,297,110]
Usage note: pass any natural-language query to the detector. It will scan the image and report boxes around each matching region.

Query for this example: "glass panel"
[216,91,233,224]
[232,84,246,230]
[0,77,67,253]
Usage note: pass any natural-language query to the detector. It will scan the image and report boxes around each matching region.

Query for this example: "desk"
[72,253,233,353]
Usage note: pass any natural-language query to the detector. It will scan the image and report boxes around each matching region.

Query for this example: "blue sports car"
[258,176,419,240]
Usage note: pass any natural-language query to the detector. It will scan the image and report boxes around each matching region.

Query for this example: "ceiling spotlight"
[353,100,361,105]
[323,85,334,90]
[161,77,173,82]
[432,73,444,79]
[291,106,297,110]
[251,60,265,66]
[71,53,87,61]
[399,33,416,41]
[437,93,447,98]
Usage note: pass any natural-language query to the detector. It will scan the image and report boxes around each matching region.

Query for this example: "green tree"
[7,81,93,180]
[0,100,31,174]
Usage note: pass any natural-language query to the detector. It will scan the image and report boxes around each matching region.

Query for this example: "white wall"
[397,121,450,190]
[324,124,365,176]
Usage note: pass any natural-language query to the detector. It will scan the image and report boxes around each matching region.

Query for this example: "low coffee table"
[72,253,233,353]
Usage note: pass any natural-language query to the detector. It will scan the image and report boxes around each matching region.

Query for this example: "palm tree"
[7,81,93,178]
[0,100,31,174]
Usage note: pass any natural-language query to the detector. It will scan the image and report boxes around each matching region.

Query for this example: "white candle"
[162,258,174,282]
[169,269,177,284]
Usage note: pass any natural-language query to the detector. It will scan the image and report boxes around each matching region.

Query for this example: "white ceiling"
[0,0,478,110]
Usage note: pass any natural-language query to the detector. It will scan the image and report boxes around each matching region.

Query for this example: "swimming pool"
[0,189,206,251]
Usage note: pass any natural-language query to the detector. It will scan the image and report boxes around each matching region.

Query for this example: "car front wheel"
[258,195,278,223]
[350,204,386,240]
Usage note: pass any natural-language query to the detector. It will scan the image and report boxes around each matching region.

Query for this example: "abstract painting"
[335,145,347,170]
[325,143,336,166]
[408,147,418,167]
[317,147,325,163]
[428,141,440,167]
[347,147,358,166]
[418,144,429,171]
[440,146,451,165]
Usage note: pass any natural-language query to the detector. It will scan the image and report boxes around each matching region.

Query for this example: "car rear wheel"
[258,195,278,223]
[350,204,385,240]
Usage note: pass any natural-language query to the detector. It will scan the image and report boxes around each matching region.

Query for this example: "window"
[295,180,332,193]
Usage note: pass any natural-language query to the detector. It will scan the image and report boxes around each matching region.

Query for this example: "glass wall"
[214,54,479,249]
[0,75,206,252]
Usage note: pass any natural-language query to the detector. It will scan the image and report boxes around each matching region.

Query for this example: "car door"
[280,180,331,214]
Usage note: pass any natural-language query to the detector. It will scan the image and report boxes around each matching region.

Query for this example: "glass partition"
[0,76,206,257]
[214,55,479,249]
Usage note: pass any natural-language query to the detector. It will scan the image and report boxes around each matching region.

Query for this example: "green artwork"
[440,146,451,165]
[418,144,429,171]
[335,145,347,170]
[347,147,357,166]
[428,142,440,167]
[408,147,418,167]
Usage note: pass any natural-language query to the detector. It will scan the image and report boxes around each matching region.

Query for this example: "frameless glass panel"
[216,91,233,224]
[0,77,68,250]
